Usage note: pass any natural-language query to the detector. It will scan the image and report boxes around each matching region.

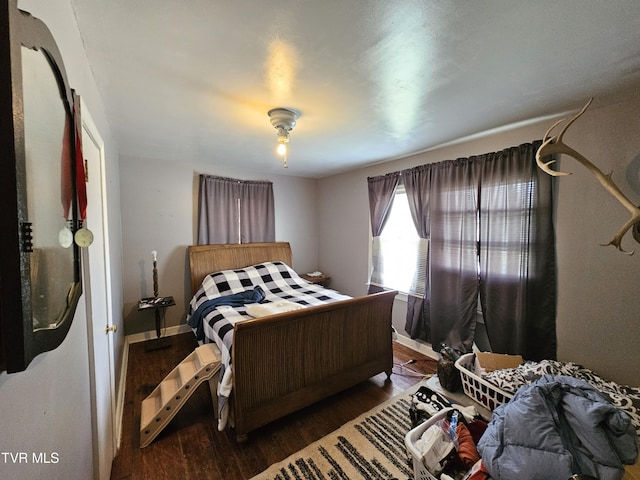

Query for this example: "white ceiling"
[68,0,640,178]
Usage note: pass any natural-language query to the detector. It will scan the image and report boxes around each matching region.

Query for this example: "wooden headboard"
[188,242,293,295]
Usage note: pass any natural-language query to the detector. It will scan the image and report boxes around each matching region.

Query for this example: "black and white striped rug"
[251,383,426,480]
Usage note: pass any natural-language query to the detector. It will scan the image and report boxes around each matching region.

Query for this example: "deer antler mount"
[536,98,640,254]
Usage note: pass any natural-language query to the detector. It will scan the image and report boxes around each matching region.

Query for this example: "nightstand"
[138,296,175,351]
[301,273,331,287]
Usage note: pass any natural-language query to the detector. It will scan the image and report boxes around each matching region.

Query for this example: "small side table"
[301,273,331,287]
[138,296,175,351]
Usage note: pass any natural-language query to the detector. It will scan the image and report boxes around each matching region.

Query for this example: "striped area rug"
[250,382,427,480]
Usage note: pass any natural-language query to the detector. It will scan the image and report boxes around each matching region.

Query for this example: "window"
[436,177,536,278]
[479,178,536,279]
[370,185,427,295]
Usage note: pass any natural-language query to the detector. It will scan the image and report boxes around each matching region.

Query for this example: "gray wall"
[317,89,640,387]
[119,157,319,335]
[0,1,123,479]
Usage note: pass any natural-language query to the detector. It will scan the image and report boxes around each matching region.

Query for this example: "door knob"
[105,324,117,334]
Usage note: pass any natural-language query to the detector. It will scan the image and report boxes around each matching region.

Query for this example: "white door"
[81,101,116,480]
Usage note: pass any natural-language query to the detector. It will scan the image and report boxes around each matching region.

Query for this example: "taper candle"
[152,250,159,298]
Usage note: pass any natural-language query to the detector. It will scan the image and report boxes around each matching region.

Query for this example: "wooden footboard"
[231,289,397,441]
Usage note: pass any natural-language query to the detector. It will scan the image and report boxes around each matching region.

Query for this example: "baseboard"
[126,323,192,344]
[394,334,439,361]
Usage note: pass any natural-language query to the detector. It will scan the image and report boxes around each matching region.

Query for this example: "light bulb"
[277,143,287,156]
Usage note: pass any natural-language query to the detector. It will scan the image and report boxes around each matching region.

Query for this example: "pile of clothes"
[478,375,638,480]
[410,376,639,480]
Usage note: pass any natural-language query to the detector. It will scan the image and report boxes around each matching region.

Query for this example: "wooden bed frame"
[188,242,398,441]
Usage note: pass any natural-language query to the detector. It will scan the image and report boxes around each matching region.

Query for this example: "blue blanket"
[187,286,266,341]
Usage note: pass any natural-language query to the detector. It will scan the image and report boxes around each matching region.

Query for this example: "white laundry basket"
[454,353,513,411]
[404,408,454,480]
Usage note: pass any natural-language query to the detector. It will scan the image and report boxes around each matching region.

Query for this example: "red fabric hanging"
[60,113,72,220]
[74,103,87,221]
[60,103,87,222]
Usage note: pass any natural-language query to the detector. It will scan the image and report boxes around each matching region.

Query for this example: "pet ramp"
[140,343,221,448]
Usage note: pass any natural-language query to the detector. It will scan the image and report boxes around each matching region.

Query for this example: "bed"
[186,242,397,442]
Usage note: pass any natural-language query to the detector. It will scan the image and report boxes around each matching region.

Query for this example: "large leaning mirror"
[0,1,82,373]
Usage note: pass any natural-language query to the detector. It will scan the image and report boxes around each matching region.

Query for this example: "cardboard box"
[475,352,523,375]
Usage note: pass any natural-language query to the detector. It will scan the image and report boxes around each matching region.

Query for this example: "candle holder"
[152,250,159,298]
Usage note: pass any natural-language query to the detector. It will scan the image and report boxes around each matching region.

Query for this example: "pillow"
[246,300,305,317]
[199,261,298,298]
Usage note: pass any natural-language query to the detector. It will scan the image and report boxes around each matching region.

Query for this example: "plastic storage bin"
[404,408,453,480]
[454,353,513,411]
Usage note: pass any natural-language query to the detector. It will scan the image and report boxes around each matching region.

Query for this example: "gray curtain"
[367,141,556,360]
[478,141,556,361]
[238,179,275,244]
[429,142,556,359]
[367,173,400,294]
[197,175,275,245]
[401,165,432,340]
[429,158,481,353]
[367,173,400,236]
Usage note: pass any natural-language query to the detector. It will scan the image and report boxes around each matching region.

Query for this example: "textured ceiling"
[68,0,640,178]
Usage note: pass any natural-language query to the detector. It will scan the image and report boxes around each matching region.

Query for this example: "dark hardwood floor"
[111,333,437,480]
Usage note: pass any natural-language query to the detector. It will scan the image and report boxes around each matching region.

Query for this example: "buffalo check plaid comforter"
[186,261,350,431]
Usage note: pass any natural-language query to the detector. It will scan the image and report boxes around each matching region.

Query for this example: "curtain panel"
[401,165,432,340]
[367,172,400,236]
[367,173,400,293]
[429,157,482,353]
[237,179,275,244]
[197,175,275,245]
[477,141,556,361]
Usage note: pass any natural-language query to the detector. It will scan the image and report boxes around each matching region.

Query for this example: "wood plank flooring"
[111,333,437,480]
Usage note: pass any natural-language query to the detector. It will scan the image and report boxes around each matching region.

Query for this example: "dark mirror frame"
[0,0,82,373]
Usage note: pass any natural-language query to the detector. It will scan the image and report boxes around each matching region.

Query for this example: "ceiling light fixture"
[268,107,297,168]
